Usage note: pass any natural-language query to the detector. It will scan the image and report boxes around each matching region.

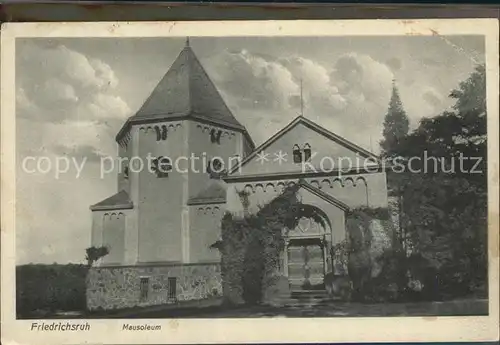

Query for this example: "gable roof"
[227,115,380,175]
[90,190,133,211]
[187,181,227,205]
[116,39,253,145]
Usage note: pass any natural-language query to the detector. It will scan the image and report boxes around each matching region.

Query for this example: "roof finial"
[300,78,304,117]
[185,37,190,47]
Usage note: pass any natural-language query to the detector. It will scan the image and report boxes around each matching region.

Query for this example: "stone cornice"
[186,198,226,206]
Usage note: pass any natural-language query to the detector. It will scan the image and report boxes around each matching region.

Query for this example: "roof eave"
[90,203,134,211]
[189,113,246,131]
[115,112,250,143]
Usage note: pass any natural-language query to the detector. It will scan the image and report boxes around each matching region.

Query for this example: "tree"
[380,80,410,156]
[85,246,109,267]
[394,65,486,180]
[390,65,487,299]
[380,81,411,251]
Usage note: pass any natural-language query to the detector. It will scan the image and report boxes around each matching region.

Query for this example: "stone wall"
[86,263,222,311]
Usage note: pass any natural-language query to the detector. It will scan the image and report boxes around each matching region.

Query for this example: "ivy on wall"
[216,184,303,305]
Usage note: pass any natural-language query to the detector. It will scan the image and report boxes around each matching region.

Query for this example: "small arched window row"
[154,125,168,141]
[151,156,172,178]
[292,143,312,163]
[103,212,126,220]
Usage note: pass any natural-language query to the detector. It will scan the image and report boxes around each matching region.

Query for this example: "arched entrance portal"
[282,205,332,291]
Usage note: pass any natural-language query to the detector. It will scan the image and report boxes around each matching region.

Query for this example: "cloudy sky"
[15,36,484,264]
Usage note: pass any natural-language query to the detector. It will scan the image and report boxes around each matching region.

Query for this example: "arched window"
[161,125,168,140]
[207,158,224,179]
[210,128,222,144]
[154,126,161,141]
[293,144,302,163]
[303,143,312,162]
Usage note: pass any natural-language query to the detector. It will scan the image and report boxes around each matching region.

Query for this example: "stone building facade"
[86,39,389,310]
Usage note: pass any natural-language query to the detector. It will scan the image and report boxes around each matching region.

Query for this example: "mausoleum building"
[86,39,389,310]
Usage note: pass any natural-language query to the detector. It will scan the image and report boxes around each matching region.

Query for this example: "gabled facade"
[86,40,389,311]
[224,117,389,289]
[228,115,380,176]
[225,115,388,215]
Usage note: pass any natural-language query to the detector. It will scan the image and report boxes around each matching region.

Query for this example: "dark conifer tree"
[380,80,410,255]
[380,80,410,155]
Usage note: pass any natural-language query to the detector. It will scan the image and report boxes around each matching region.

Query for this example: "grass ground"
[112,298,488,318]
[27,297,487,319]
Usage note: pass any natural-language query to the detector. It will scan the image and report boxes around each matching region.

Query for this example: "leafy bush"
[343,207,402,302]
[85,246,109,267]
[16,264,88,317]
[368,249,408,302]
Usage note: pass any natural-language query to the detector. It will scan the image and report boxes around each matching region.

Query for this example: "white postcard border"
[1,19,499,344]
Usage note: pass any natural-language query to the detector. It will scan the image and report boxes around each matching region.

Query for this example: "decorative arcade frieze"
[238,176,368,194]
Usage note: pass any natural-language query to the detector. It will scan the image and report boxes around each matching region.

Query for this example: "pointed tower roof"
[116,38,250,142]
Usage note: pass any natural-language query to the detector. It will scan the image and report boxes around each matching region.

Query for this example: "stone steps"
[274,290,333,307]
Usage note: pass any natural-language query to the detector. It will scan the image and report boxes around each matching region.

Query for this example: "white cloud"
[209,49,299,110]
[280,56,346,111]
[17,43,130,124]
[206,49,395,151]
[26,44,118,92]
[15,43,129,264]
[207,49,456,152]
[17,43,130,158]
[400,83,449,130]
[89,58,119,90]
[83,93,130,121]
[41,78,79,103]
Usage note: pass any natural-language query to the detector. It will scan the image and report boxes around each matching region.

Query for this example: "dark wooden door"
[287,240,324,290]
